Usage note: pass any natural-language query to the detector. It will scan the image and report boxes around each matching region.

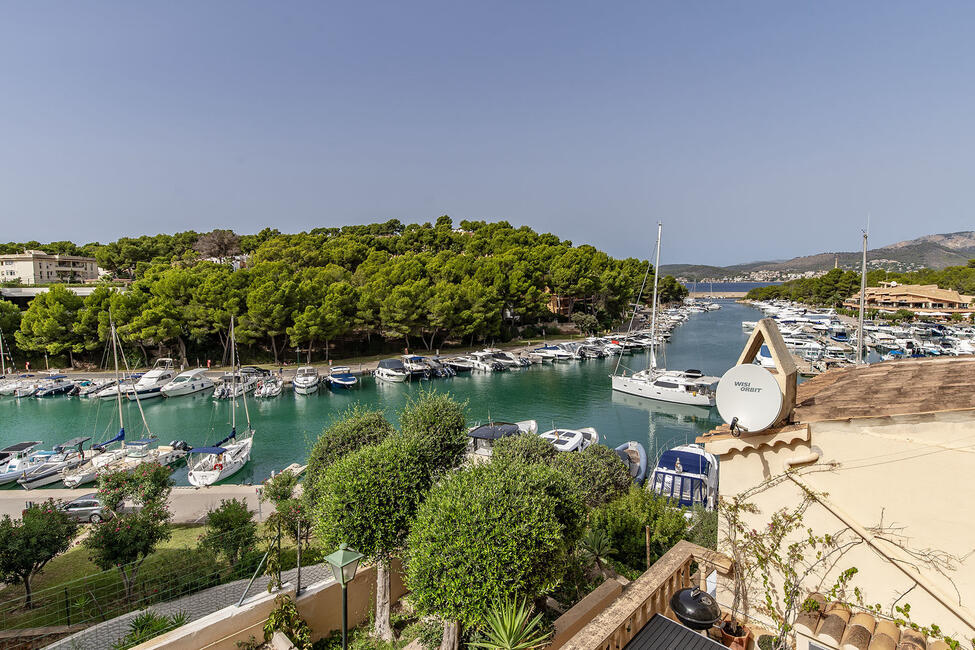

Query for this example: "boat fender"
[214,463,223,471]
[784,451,820,470]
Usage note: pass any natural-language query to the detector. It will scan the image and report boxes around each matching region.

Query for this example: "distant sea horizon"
[683,281,782,293]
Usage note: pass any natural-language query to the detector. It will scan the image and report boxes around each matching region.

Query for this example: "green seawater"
[0,301,762,487]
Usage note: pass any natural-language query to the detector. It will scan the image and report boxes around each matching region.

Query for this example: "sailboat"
[611,222,719,407]
[187,317,254,486]
[62,321,188,488]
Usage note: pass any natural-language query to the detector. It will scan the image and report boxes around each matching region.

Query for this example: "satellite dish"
[716,364,784,433]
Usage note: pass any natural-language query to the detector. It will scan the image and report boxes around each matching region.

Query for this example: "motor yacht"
[646,444,718,511]
[94,377,138,400]
[444,356,475,373]
[213,372,259,398]
[160,368,214,397]
[470,351,506,372]
[0,441,42,469]
[374,358,410,383]
[0,448,56,485]
[402,355,433,379]
[35,376,75,397]
[485,349,530,368]
[126,358,177,400]
[426,357,456,378]
[292,366,321,394]
[532,345,573,361]
[538,427,599,452]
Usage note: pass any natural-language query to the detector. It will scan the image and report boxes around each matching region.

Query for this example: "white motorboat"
[374,358,410,383]
[325,366,358,389]
[484,349,531,368]
[292,366,321,394]
[470,351,505,372]
[126,358,177,400]
[255,377,284,398]
[0,441,42,469]
[646,444,718,511]
[160,368,214,397]
[35,376,76,397]
[538,427,599,452]
[445,356,475,372]
[94,377,138,400]
[0,448,57,485]
[467,420,538,457]
[74,378,115,397]
[188,317,254,487]
[213,372,259,399]
[17,437,94,489]
[532,345,573,361]
[402,355,433,378]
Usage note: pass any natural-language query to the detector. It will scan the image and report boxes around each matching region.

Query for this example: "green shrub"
[491,434,557,467]
[550,444,631,507]
[398,390,468,475]
[198,498,257,567]
[686,506,718,551]
[588,488,686,570]
[112,610,188,649]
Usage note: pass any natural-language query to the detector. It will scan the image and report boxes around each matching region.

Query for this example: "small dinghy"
[614,441,648,485]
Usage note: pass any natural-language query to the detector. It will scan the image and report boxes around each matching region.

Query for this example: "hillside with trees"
[744,261,975,307]
[0,218,686,367]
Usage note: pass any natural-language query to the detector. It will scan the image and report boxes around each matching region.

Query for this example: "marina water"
[0,301,762,486]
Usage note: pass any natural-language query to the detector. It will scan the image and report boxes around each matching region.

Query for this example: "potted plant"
[718,496,757,649]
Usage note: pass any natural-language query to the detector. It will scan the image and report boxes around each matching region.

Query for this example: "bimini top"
[468,423,521,440]
[1,441,42,454]
[189,446,227,455]
[378,359,407,370]
[657,449,711,476]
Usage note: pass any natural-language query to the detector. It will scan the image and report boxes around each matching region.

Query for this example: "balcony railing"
[560,540,731,650]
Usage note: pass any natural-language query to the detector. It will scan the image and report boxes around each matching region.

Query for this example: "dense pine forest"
[0,218,689,368]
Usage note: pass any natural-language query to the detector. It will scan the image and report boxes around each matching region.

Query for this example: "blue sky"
[2,2,974,265]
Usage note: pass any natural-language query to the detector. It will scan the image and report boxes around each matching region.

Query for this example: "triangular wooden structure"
[737,318,797,426]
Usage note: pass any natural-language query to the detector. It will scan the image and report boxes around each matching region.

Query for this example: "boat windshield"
[650,471,706,507]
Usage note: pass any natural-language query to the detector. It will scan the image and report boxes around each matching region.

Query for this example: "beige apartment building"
[0,250,99,285]
[844,281,974,314]
[701,322,975,644]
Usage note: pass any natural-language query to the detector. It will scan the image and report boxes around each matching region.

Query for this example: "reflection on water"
[0,301,761,486]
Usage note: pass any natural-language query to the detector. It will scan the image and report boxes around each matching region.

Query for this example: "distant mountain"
[663,231,975,281]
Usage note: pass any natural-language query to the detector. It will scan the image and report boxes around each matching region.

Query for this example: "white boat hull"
[187,437,253,487]
[611,375,715,407]
[293,380,319,394]
[374,369,409,383]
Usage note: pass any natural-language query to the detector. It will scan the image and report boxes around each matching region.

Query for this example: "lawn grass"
[0,523,319,630]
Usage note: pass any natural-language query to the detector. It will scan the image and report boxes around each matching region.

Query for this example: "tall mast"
[649,222,662,371]
[230,316,237,432]
[0,327,7,376]
[856,228,868,364]
[111,321,124,431]
[613,232,655,377]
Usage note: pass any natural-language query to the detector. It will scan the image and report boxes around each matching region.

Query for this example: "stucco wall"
[135,560,406,649]
[711,410,975,639]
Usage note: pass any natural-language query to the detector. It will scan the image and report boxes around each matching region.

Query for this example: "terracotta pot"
[719,621,753,650]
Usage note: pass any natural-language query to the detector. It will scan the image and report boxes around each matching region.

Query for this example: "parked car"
[58,493,140,523]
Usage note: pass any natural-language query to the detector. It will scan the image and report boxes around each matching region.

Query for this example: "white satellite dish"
[716,364,784,433]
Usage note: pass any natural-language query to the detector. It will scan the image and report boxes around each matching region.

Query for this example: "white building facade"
[0,250,99,285]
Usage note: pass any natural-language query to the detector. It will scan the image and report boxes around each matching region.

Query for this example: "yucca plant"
[579,528,616,576]
[470,597,551,650]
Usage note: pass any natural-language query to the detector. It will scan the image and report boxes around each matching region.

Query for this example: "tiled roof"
[795,595,952,650]
[793,356,975,422]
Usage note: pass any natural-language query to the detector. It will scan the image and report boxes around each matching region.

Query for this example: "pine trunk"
[373,562,392,641]
[270,334,278,364]
[22,576,32,609]
[440,620,460,650]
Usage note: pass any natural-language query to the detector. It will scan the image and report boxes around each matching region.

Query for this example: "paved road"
[0,484,270,522]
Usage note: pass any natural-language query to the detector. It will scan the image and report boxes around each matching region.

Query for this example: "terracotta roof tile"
[799,594,955,650]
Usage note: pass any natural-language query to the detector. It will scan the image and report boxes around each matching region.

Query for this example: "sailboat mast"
[230,316,237,431]
[649,222,662,369]
[0,327,7,376]
[111,321,124,429]
[857,228,868,364]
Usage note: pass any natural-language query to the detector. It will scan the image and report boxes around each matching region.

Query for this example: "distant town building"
[0,250,99,285]
[844,281,974,314]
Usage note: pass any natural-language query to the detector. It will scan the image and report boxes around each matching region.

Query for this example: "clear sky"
[2,2,974,265]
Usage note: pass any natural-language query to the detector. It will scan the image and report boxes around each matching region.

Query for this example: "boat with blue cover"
[646,443,718,511]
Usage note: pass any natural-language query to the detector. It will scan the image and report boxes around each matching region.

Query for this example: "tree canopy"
[0,500,78,608]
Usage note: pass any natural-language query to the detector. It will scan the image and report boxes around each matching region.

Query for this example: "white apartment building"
[0,250,99,285]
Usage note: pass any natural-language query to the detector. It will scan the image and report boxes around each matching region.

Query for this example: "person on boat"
[675,458,683,473]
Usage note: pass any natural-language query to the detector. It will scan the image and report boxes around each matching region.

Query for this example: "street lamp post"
[324,543,363,650]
